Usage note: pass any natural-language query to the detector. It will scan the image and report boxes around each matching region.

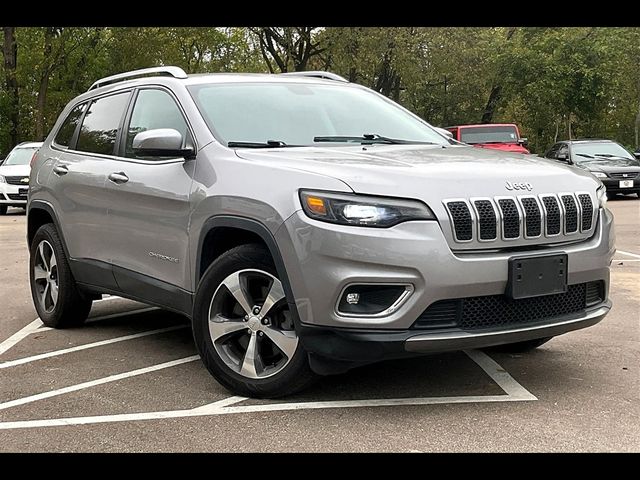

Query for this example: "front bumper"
[300,302,610,368]
[0,183,28,206]
[276,208,615,330]
[601,177,640,193]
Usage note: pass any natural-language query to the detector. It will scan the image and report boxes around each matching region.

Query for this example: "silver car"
[27,67,614,397]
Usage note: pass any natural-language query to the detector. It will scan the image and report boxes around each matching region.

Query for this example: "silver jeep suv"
[27,67,614,397]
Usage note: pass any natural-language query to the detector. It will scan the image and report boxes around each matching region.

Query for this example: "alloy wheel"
[33,240,59,313]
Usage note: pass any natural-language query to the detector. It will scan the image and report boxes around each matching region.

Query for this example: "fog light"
[337,284,412,316]
[346,293,360,304]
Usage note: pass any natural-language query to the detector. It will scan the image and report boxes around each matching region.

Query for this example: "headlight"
[590,171,607,178]
[0,175,5,183]
[300,190,436,227]
[597,186,607,208]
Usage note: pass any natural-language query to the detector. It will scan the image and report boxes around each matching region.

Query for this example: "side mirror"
[132,128,195,159]
[518,137,529,147]
[556,152,572,164]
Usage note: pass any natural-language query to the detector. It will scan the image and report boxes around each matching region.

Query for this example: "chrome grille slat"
[496,198,520,239]
[445,191,596,245]
[560,194,578,234]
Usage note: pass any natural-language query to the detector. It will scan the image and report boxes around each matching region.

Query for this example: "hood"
[473,143,530,154]
[576,157,640,172]
[0,164,31,177]
[235,144,599,199]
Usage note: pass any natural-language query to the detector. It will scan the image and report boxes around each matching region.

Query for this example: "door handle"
[108,172,129,184]
[53,165,69,176]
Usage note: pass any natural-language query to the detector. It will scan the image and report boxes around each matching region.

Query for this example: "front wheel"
[192,244,316,398]
[0,205,7,215]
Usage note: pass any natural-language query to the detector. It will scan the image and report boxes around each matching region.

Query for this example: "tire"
[192,243,316,398]
[29,223,92,328]
[606,192,616,200]
[486,336,553,353]
[0,205,7,215]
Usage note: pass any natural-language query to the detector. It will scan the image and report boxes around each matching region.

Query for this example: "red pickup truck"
[445,123,530,154]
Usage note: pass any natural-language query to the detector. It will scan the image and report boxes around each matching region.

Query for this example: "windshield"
[188,82,448,147]
[3,147,37,166]
[572,142,636,163]
[460,126,519,144]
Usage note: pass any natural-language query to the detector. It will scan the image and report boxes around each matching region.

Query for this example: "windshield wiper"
[313,134,437,145]
[227,140,291,148]
[576,153,594,158]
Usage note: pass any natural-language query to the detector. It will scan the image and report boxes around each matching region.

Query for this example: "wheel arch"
[27,201,70,258]
[196,215,301,325]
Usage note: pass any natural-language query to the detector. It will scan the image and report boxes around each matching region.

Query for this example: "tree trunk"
[35,28,55,141]
[3,27,19,148]
[481,85,502,123]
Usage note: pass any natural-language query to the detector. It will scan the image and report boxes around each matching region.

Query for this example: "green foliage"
[1,27,639,156]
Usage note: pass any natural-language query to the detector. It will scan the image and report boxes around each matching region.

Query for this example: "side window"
[545,143,560,159]
[557,145,569,158]
[76,92,130,156]
[54,103,86,148]
[125,89,188,159]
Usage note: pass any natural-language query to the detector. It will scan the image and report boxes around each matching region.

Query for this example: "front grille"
[577,194,593,231]
[473,200,497,240]
[445,192,596,245]
[520,197,541,237]
[412,281,604,331]
[609,172,639,180]
[445,201,472,241]
[7,193,27,200]
[541,196,561,235]
[497,199,520,239]
[4,176,29,186]
[561,195,578,233]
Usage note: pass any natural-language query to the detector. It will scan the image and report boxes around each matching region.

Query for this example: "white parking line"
[0,350,536,430]
[0,296,124,356]
[0,319,43,356]
[0,325,188,370]
[617,250,640,259]
[613,259,640,263]
[0,355,199,412]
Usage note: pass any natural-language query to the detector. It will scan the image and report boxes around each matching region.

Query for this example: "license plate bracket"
[619,180,633,188]
[507,253,568,300]
[18,188,28,195]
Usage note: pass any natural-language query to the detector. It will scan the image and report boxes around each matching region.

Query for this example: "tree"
[2,27,19,149]
[249,27,325,73]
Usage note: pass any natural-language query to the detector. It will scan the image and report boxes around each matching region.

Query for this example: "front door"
[102,88,195,297]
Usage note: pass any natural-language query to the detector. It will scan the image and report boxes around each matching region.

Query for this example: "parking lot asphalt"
[0,196,638,452]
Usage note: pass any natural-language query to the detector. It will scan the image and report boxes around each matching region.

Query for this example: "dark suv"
[544,139,640,198]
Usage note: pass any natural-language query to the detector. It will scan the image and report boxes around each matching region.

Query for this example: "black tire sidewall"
[192,244,314,398]
[29,224,91,328]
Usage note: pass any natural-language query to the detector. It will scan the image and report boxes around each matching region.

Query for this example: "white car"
[0,142,42,215]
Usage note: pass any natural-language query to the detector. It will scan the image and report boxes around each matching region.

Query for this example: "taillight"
[30,149,39,168]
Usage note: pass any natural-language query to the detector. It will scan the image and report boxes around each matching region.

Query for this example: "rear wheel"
[487,337,553,353]
[193,244,316,398]
[29,224,92,328]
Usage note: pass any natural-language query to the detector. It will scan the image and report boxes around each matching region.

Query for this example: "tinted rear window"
[76,92,130,155]
[54,103,86,148]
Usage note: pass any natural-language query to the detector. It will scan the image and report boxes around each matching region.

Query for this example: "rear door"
[102,87,195,295]
[47,91,131,289]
